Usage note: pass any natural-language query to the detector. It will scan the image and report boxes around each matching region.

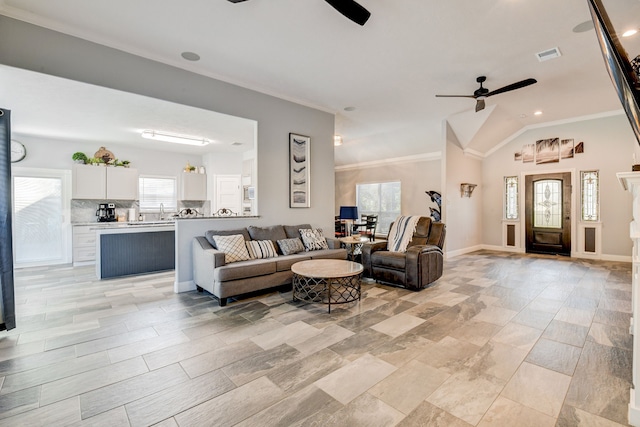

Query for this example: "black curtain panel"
[0,109,15,331]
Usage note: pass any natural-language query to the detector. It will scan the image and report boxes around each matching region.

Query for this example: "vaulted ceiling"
[1,0,638,165]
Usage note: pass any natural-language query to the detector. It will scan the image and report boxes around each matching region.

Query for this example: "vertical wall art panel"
[289,133,311,208]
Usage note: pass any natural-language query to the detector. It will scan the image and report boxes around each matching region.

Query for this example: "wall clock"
[11,139,26,163]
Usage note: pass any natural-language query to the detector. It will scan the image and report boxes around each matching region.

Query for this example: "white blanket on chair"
[387,216,421,252]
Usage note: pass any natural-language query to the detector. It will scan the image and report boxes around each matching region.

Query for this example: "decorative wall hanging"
[460,183,477,197]
[425,190,442,222]
[560,139,574,159]
[514,138,584,163]
[535,138,560,164]
[289,133,310,208]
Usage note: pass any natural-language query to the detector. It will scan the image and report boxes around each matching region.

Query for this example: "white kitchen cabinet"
[73,225,97,265]
[106,167,138,200]
[181,172,207,200]
[72,165,139,200]
[73,164,107,199]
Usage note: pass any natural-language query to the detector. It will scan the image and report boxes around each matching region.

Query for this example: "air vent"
[536,47,562,62]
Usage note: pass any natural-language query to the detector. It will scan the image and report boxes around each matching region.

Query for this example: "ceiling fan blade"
[435,95,476,98]
[227,0,249,3]
[486,78,537,97]
[324,0,371,25]
[475,99,486,112]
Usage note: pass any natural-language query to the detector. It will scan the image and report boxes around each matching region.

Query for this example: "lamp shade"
[339,206,359,220]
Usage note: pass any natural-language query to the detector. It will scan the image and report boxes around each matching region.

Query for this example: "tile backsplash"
[71,199,211,223]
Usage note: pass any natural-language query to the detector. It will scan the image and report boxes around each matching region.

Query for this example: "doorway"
[214,174,242,215]
[12,168,72,266]
[525,172,571,256]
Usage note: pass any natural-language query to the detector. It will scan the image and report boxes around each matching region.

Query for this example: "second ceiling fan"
[227,0,371,26]
[436,76,537,112]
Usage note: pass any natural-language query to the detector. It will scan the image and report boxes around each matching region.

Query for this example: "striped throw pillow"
[246,240,278,259]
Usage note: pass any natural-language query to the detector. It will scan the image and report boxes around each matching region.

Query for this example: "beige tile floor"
[0,250,633,426]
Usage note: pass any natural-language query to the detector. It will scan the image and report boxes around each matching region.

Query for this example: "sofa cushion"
[211,234,251,263]
[214,258,277,282]
[247,225,287,242]
[309,248,348,260]
[277,238,305,255]
[246,240,278,259]
[371,251,407,270]
[299,228,329,251]
[284,224,312,239]
[275,253,312,271]
[205,228,250,248]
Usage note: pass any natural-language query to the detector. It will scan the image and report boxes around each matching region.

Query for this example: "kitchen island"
[95,223,175,279]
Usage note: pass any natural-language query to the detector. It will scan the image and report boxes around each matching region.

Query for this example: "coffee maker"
[96,203,116,222]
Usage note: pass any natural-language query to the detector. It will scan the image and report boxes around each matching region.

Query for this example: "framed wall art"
[289,133,310,208]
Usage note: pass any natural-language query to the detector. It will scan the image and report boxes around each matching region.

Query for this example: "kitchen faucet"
[160,203,165,220]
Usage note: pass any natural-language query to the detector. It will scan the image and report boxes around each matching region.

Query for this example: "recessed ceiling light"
[334,135,343,146]
[623,29,638,37]
[181,51,201,61]
[534,111,543,116]
[344,106,356,112]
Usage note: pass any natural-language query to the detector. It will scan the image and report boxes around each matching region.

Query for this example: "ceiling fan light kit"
[435,75,537,112]
[227,0,371,26]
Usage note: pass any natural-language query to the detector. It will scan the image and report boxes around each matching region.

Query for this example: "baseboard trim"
[446,245,631,263]
[175,280,196,293]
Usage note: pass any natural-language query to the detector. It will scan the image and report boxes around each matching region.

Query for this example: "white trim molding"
[335,152,442,172]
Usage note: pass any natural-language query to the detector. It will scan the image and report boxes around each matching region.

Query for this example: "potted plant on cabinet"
[72,152,88,164]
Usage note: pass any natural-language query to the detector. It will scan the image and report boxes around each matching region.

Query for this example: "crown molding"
[462,148,484,160]
[335,152,442,171]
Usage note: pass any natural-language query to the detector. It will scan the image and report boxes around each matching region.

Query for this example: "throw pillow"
[277,238,305,255]
[246,240,278,259]
[212,234,251,263]
[299,228,329,251]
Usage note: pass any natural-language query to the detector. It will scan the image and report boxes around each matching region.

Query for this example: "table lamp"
[340,206,358,236]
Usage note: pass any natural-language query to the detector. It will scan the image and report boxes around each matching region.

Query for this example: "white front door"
[12,167,72,267]
[214,174,242,215]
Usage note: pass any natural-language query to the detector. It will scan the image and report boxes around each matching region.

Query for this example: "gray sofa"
[192,224,347,306]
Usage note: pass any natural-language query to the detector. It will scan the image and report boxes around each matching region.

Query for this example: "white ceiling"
[1,0,639,164]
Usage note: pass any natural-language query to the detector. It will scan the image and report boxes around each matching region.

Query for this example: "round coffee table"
[292,259,363,313]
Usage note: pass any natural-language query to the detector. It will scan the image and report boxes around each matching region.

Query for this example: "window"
[504,176,519,219]
[139,175,177,212]
[581,170,599,221]
[356,181,401,235]
[534,179,562,228]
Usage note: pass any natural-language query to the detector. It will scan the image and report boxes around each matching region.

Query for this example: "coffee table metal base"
[293,272,362,313]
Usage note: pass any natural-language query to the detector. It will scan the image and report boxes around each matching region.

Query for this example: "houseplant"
[72,152,88,164]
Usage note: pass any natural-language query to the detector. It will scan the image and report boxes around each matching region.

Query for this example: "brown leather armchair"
[362,217,446,290]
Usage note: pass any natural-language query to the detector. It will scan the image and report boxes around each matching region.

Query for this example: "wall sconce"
[460,183,477,197]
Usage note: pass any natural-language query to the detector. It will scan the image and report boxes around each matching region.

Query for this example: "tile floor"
[0,250,633,426]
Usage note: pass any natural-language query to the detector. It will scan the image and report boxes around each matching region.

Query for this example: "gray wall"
[482,114,636,257]
[334,158,442,234]
[444,127,483,254]
[0,17,337,287]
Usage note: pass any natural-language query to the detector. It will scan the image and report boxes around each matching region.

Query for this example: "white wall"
[13,134,201,177]
[482,113,636,258]
[444,125,483,255]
